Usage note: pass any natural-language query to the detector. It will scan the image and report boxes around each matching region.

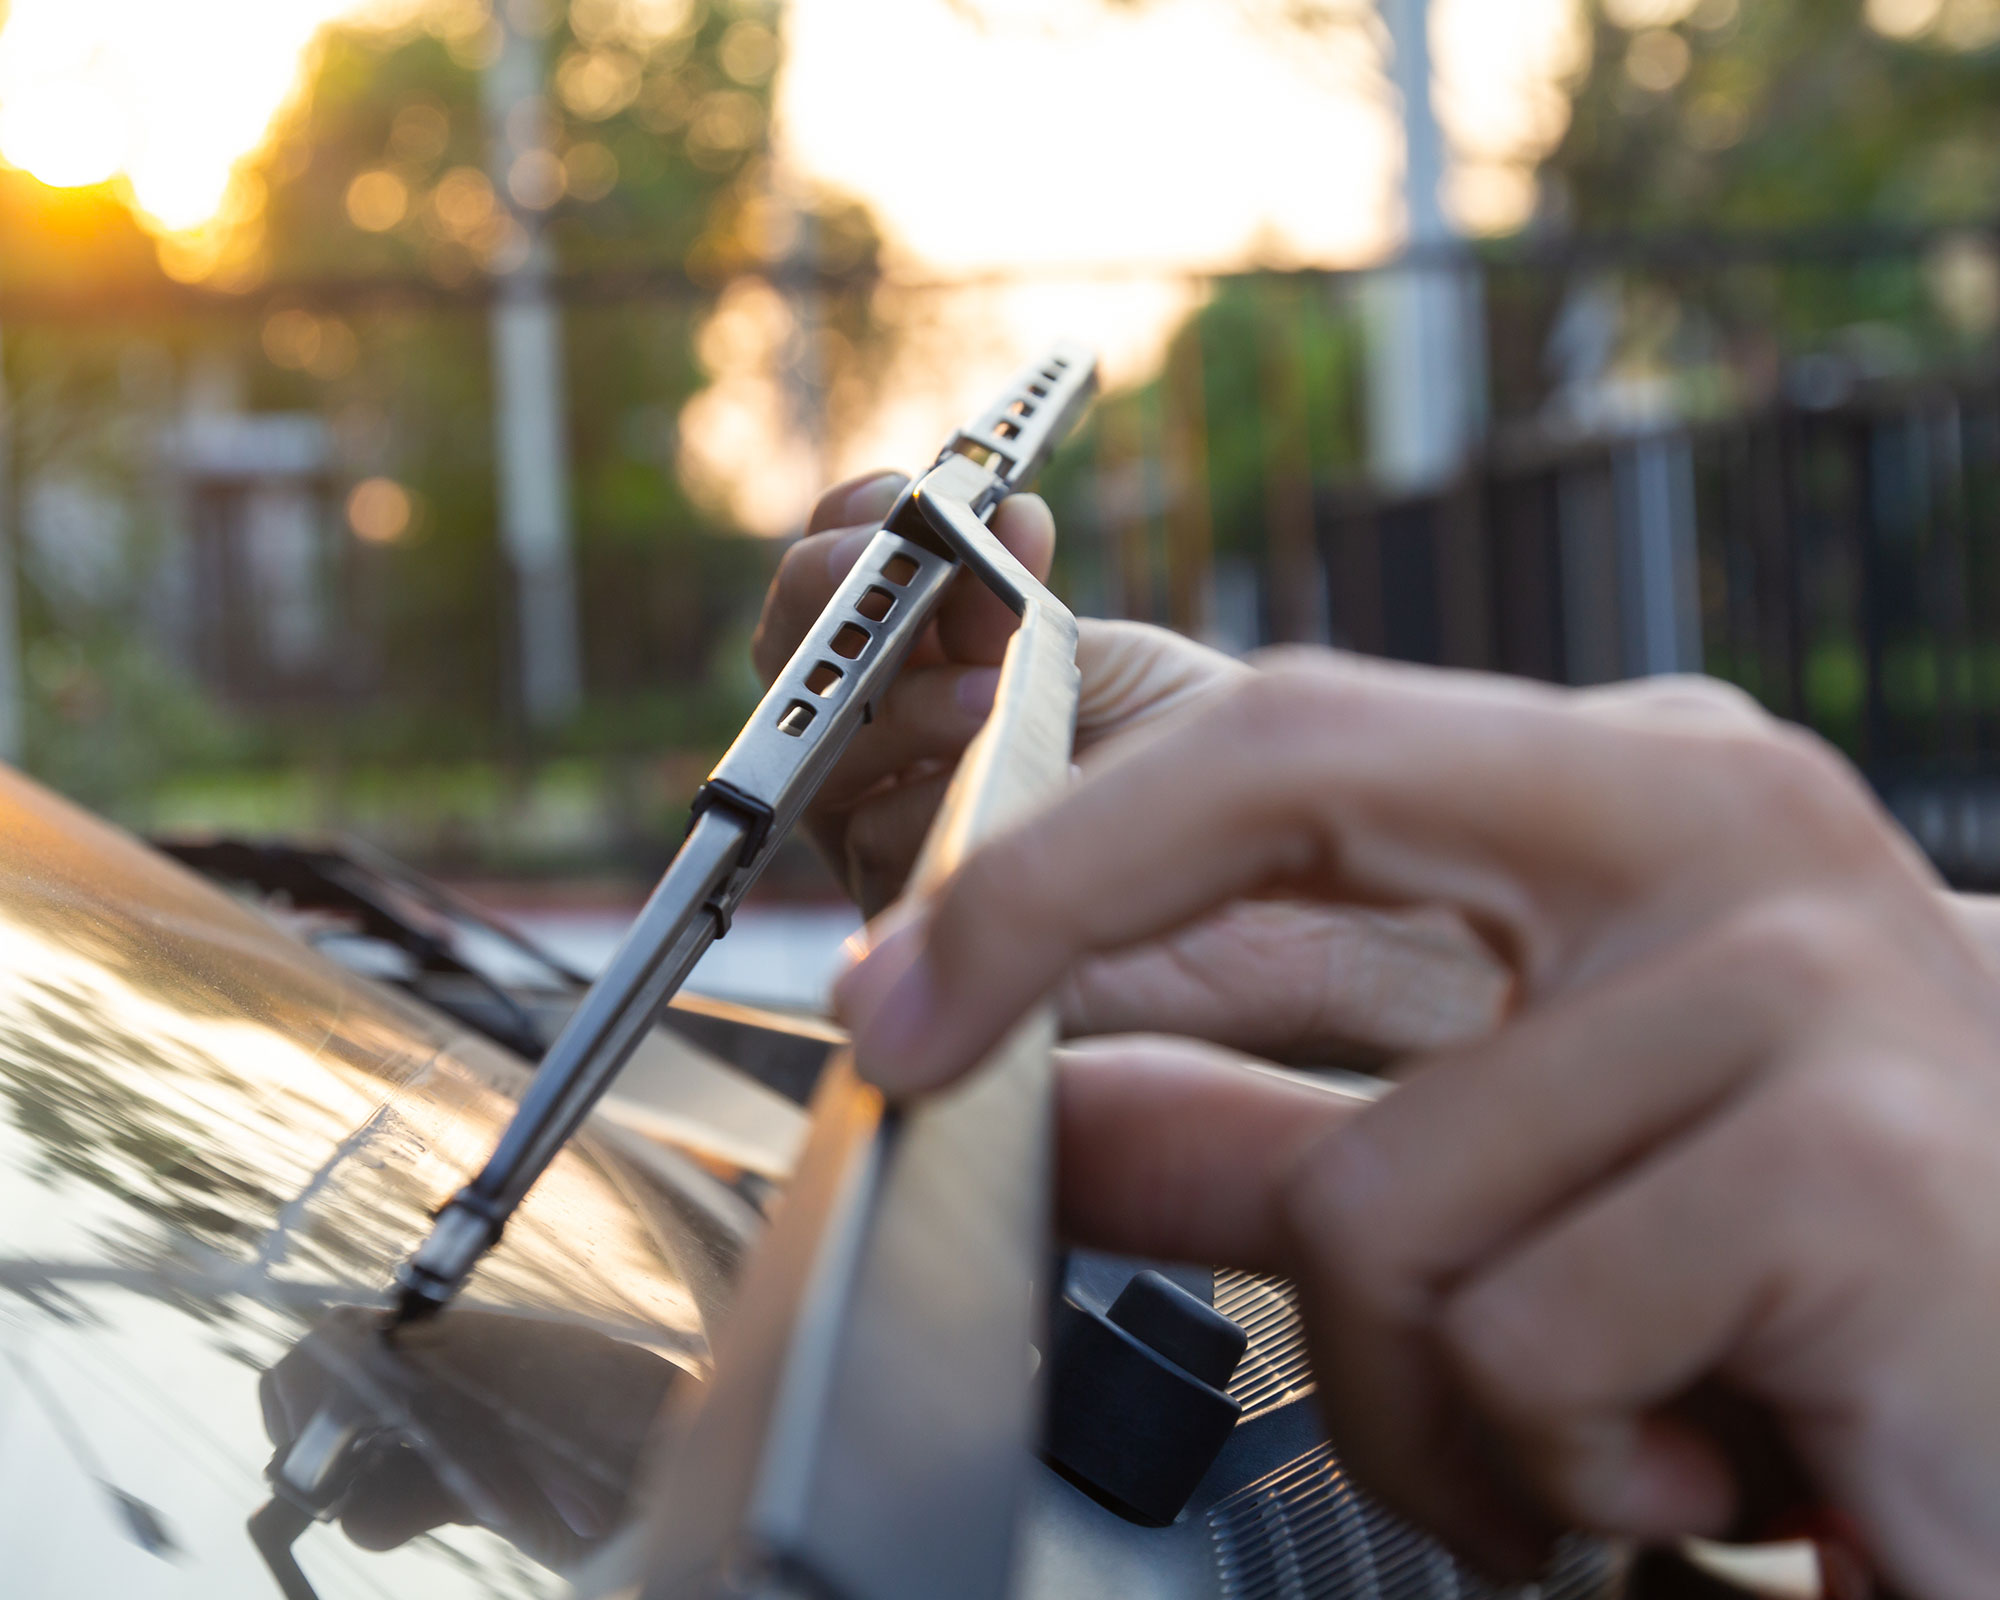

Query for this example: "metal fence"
[1061,373,2000,884]
[14,224,2000,876]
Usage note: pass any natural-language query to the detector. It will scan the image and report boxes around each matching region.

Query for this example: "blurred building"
[162,379,347,706]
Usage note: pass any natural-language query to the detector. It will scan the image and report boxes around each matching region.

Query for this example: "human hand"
[752,471,1056,917]
[757,477,1505,1059]
[834,651,2000,1598]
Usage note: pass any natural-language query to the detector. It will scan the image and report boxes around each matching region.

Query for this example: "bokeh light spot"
[1866,0,1945,36]
[306,317,358,379]
[1625,28,1693,92]
[571,0,699,49]
[262,308,322,370]
[388,101,451,166]
[0,0,385,236]
[345,169,409,231]
[562,141,619,202]
[0,75,129,188]
[347,478,412,543]
[1604,0,1702,26]
[431,166,497,238]
[556,48,643,121]
[507,148,566,210]
[719,19,779,85]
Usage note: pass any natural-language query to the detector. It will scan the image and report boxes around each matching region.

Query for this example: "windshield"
[0,767,752,1597]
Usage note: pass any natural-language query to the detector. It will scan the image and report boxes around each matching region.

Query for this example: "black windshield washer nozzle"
[1042,1268,1248,1525]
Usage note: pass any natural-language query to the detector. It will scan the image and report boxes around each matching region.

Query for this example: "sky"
[712,0,1589,529]
[0,0,1589,531]
[0,0,424,231]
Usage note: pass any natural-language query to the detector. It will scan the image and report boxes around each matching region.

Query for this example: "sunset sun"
[0,0,414,234]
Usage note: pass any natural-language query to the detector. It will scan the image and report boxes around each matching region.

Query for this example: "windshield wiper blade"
[635,438,1087,1600]
[389,343,1097,1326]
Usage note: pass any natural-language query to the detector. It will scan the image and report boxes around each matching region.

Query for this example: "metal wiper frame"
[385,345,1094,1600]
[393,342,1095,1324]
[635,439,1086,1600]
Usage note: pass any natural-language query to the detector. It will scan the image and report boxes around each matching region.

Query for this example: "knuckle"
[1706,893,1881,1009]
[1600,673,1770,730]
[1766,1055,1965,1225]
[1727,723,1885,859]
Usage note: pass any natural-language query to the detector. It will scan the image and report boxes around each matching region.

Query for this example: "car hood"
[0,766,758,1597]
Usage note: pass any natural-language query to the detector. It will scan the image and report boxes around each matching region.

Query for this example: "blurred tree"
[1516,0,2000,417]
[1547,0,2000,232]
[0,0,894,863]
[224,0,886,771]
[1039,274,1369,635]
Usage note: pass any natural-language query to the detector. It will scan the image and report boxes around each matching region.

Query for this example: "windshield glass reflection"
[0,769,740,1596]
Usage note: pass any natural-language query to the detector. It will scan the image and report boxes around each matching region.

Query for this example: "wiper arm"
[389,343,1098,1326]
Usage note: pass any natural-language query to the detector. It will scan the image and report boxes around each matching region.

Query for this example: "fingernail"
[956,667,1001,719]
[834,471,905,527]
[832,903,945,1093]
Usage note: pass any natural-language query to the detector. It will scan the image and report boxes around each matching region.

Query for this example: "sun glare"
[0,0,407,235]
[0,0,1586,537]
[677,0,1585,536]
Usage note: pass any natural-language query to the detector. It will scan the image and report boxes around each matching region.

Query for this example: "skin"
[755,472,1510,1065]
[767,475,2000,1597]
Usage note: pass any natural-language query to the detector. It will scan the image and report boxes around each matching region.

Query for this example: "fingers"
[1433,1048,1949,1544]
[1437,1095,1778,1539]
[1285,900,1813,1293]
[824,767,956,914]
[807,469,908,537]
[932,492,1055,664]
[1948,889,2000,971]
[798,660,1000,911]
[1279,895,1969,1560]
[1050,1035,1373,1271]
[1269,919,1790,1561]
[1055,901,1509,1064]
[761,484,1057,903]
[1572,673,1771,734]
[835,654,1914,1095]
[754,483,1053,687]
[807,663,1001,812]
[754,472,909,685]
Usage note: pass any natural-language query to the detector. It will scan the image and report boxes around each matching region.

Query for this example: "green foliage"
[0,1,897,871]
[225,4,851,757]
[1548,0,2000,232]
[1039,273,1368,613]
[21,631,252,825]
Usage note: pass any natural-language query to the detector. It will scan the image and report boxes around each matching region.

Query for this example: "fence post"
[484,0,583,730]
[1095,400,1154,623]
[1365,0,1485,497]
[1257,291,1324,643]
[1162,322,1213,640]
[1615,433,1701,677]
